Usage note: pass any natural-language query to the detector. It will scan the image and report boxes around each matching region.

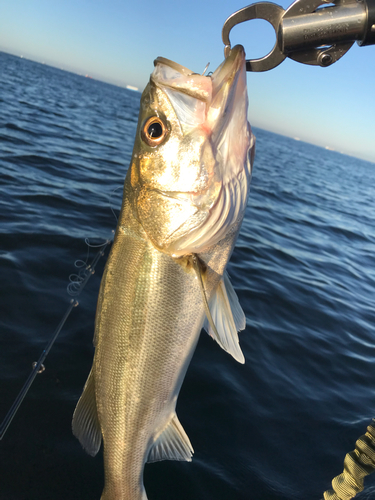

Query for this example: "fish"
[72,44,255,500]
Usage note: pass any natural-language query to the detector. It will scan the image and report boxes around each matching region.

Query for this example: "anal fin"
[147,414,193,463]
[72,368,102,456]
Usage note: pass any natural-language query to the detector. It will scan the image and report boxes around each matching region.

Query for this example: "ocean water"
[1,50,375,500]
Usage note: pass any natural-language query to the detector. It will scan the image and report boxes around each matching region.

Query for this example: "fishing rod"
[0,237,112,440]
[223,0,375,71]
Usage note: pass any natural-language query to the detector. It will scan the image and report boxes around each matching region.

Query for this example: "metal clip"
[222,0,375,71]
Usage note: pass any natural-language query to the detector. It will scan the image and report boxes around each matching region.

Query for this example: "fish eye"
[142,116,168,147]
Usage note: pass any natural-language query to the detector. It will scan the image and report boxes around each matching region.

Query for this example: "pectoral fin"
[147,414,194,463]
[203,271,246,364]
[191,254,222,345]
[192,252,246,364]
[72,369,102,456]
[222,271,246,331]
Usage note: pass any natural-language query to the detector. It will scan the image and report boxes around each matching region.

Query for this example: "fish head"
[129,45,255,257]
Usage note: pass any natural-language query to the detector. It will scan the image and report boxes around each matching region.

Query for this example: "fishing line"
[0,235,112,441]
[108,185,123,223]
[67,237,111,296]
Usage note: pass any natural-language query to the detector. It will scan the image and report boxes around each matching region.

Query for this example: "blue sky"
[1,0,374,162]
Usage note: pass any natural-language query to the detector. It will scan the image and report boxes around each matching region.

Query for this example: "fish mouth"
[154,44,245,81]
[153,45,246,107]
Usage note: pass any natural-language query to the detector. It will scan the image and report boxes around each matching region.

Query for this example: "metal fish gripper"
[222,0,375,71]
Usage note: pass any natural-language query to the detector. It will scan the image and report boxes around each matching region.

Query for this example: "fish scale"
[97,188,207,499]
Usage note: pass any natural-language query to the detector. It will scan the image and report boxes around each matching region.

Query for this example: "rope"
[323,420,375,500]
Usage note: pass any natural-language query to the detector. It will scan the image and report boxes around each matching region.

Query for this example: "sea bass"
[72,44,255,500]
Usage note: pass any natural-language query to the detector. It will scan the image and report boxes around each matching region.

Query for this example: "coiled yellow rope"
[323,420,375,499]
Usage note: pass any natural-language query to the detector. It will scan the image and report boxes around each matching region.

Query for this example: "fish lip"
[210,44,246,96]
[149,186,222,210]
[147,188,202,209]
[153,57,195,77]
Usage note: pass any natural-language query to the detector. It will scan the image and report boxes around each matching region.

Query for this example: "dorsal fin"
[147,414,193,463]
[72,369,102,456]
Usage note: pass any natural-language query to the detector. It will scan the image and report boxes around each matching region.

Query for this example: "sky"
[0,0,374,162]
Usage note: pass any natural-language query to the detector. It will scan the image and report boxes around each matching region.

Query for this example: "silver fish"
[72,44,255,500]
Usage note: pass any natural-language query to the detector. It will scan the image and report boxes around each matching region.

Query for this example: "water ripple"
[1,51,375,500]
